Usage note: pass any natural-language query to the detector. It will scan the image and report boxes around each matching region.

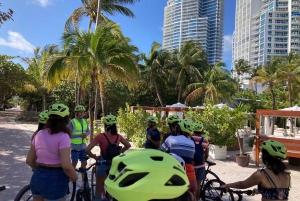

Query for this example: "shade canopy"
[280,105,300,111]
[166,102,188,108]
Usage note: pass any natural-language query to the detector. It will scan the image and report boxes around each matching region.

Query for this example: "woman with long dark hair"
[26,103,78,201]
[221,140,290,200]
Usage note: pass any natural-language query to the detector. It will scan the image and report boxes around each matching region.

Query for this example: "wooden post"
[255,113,260,166]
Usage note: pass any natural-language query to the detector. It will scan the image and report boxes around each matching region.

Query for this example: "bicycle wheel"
[201,179,234,201]
[14,185,33,201]
[76,189,91,201]
[206,170,221,181]
[90,166,97,200]
[67,182,76,201]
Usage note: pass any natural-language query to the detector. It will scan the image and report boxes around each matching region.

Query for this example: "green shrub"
[16,111,39,122]
[247,137,255,147]
[117,104,169,148]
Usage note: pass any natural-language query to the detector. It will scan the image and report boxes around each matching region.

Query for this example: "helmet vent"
[165,174,186,186]
[118,162,127,172]
[173,165,185,174]
[271,144,277,152]
[119,173,149,187]
[108,174,116,180]
[150,156,163,161]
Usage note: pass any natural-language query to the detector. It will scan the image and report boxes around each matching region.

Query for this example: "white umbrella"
[193,105,205,109]
[280,105,300,111]
[213,103,233,110]
[166,102,188,108]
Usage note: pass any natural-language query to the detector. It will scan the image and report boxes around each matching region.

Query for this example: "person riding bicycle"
[145,116,161,149]
[160,119,197,200]
[26,103,78,201]
[85,114,131,200]
[31,110,49,141]
[190,121,210,201]
[162,114,180,143]
[68,105,90,169]
[105,149,193,201]
[221,140,290,201]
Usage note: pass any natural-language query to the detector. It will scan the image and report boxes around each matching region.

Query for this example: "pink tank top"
[32,129,70,164]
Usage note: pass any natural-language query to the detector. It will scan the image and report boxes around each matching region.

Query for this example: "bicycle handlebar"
[75,160,112,173]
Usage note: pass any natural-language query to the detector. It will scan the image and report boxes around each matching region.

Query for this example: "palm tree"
[23,45,59,110]
[233,59,252,91]
[277,51,300,107]
[250,60,281,134]
[246,65,262,94]
[140,42,170,107]
[185,62,237,104]
[65,0,139,31]
[169,41,207,102]
[45,22,138,139]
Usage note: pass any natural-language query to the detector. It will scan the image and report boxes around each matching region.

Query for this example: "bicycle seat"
[206,161,216,166]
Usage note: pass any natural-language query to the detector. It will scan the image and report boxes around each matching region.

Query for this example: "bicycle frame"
[75,160,111,201]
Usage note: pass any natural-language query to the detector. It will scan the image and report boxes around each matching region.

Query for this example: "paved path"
[0,107,33,201]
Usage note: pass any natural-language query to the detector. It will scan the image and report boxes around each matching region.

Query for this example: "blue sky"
[0,0,235,69]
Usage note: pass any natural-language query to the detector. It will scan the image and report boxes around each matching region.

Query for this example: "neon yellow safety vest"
[70,118,88,145]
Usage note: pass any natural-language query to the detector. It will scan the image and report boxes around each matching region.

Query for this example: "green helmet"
[38,110,49,124]
[167,115,180,124]
[262,140,287,159]
[103,115,117,125]
[193,122,204,132]
[74,105,86,112]
[147,116,158,124]
[48,103,70,117]
[178,119,194,135]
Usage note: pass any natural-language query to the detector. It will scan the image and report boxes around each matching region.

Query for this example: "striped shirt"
[160,135,195,164]
[190,135,209,168]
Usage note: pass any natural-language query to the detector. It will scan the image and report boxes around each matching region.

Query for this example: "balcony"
[292,0,300,5]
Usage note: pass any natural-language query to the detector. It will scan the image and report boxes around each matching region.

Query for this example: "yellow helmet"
[105,149,189,201]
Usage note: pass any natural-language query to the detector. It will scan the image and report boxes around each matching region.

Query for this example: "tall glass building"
[163,0,224,64]
[233,0,300,80]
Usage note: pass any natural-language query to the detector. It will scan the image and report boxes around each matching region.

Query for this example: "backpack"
[191,136,204,166]
[103,134,120,160]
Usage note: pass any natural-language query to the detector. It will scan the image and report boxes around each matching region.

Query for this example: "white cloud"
[223,34,233,62]
[0,31,35,53]
[32,0,52,7]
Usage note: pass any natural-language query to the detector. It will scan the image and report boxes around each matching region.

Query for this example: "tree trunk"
[95,0,102,27]
[88,19,93,31]
[88,67,97,142]
[154,81,164,107]
[236,129,243,155]
[42,90,46,111]
[177,85,182,103]
[99,74,107,117]
[288,79,292,107]
[270,86,275,135]
[74,79,78,105]
[94,81,100,121]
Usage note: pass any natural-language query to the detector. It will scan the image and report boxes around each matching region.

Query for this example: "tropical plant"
[250,59,281,134]
[0,3,13,27]
[276,51,300,107]
[186,101,237,147]
[117,104,168,148]
[169,40,207,102]
[65,0,139,31]
[185,62,237,105]
[233,59,251,91]
[45,22,139,140]
[0,55,28,106]
[140,42,170,107]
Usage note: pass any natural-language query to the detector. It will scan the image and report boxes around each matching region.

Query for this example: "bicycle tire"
[14,185,32,201]
[201,179,234,201]
[67,181,76,201]
[90,166,97,200]
[207,170,221,181]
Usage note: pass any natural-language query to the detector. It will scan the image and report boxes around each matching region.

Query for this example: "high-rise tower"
[163,0,224,64]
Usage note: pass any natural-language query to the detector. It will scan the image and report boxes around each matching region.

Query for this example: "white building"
[233,0,300,92]
[163,0,224,64]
